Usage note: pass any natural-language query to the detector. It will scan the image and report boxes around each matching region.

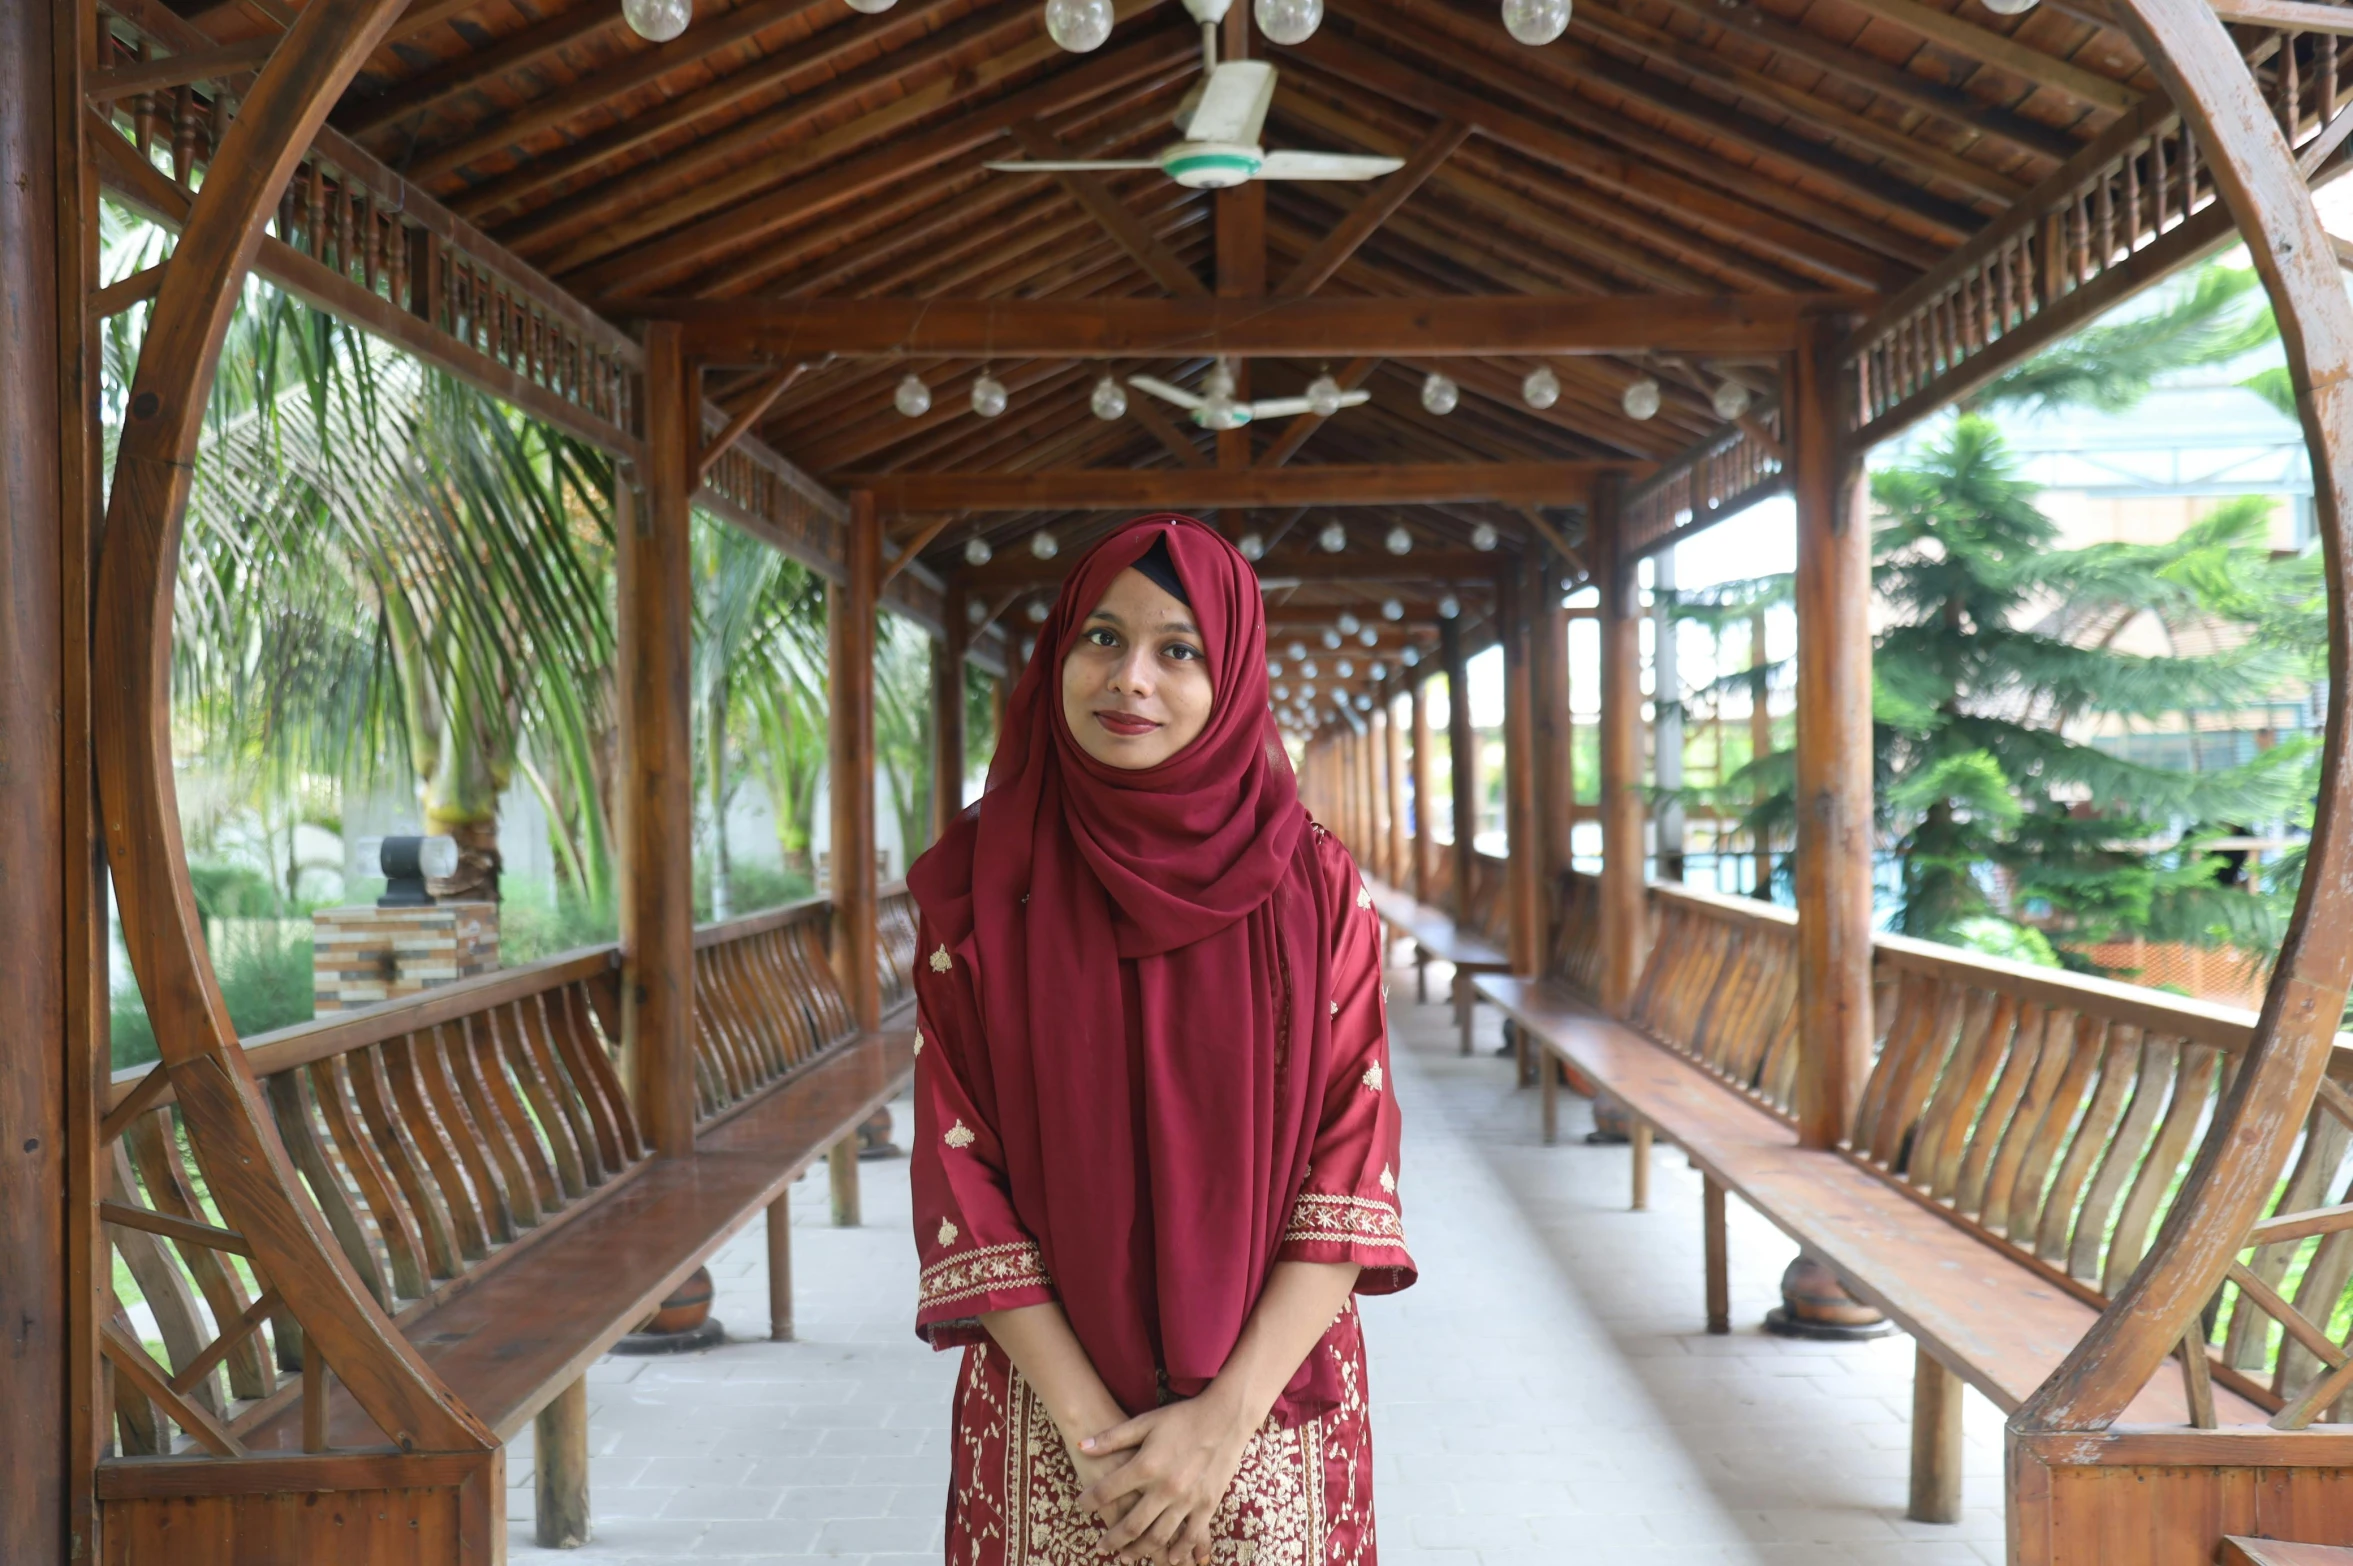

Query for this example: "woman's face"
[1060,565,1214,770]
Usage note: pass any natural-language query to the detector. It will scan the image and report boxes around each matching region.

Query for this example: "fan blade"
[983,159,1163,172]
[1246,390,1370,419]
[1128,374,1206,412]
[1255,150,1406,181]
[1186,60,1276,145]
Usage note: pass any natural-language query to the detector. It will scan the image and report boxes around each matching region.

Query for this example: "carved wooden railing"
[1619,408,1788,562]
[879,883,921,1014]
[1434,849,1512,946]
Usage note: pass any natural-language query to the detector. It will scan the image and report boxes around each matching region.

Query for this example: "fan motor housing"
[1160,141,1263,189]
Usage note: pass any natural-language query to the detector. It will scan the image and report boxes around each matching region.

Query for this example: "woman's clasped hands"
[1070,1386,1259,1566]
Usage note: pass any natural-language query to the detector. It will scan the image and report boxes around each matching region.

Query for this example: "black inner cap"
[1127,535,1191,606]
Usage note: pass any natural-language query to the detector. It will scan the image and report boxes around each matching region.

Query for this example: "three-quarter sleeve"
[1276,828,1417,1294]
[909,916,1056,1347]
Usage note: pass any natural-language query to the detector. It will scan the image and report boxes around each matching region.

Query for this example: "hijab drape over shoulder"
[905,515,1413,1425]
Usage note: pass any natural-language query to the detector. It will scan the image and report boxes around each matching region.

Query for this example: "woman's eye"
[1164,642,1202,662]
[1086,627,1120,648]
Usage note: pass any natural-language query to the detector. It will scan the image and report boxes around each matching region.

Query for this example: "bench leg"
[1455,974,1474,1056]
[1415,952,1428,1005]
[1702,1176,1729,1335]
[829,1138,861,1227]
[767,1193,794,1342]
[1513,1019,1533,1088]
[1629,1119,1652,1211]
[1908,1346,1965,1524]
[1540,1052,1559,1145]
[535,1375,591,1549]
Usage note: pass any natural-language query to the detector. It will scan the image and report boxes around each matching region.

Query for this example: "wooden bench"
[95,889,921,1555]
[1363,875,1511,1055]
[1479,880,2288,1525]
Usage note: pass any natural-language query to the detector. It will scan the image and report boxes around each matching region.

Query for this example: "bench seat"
[1476,975,2260,1431]
[1364,878,1511,1053]
[248,1027,914,1451]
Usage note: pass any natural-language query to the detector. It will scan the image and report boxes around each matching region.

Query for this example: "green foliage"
[1965,263,2272,415]
[110,924,317,1071]
[497,884,622,967]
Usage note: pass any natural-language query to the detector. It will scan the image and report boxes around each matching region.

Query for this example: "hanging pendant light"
[1268,659,1283,680]
[1500,0,1570,43]
[1288,641,1308,661]
[1273,683,1290,700]
[964,535,994,566]
[1358,626,1378,646]
[1621,376,1660,421]
[1241,532,1267,562]
[971,371,1009,418]
[1370,661,1388,681]
[1401,646,1421,667]
[894,372,932,417]
[1090,374,1127,420]
[1382,598,1404,620]
[1438,595,1460,619]
[844,0,897,13]
[1306,372,1344,417]
[1044,0,1114,50]
[1470,522,1499,552]
[1712,378,1753,421]
[1030,530,1059,559]
[1024,598,1050,623]
[1254,0,1323,44]
[622,0,692,40]
[1522,364,1561,410]
[1319,521,1347,553]
[1420,371,1459,415]
[1384,524,1412,555]
[1336,659,1355,679]
[1336,612,1361,634]
[1322,628,1343,649]
[966,597,989,626]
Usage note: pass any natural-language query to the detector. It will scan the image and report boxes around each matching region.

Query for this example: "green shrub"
[110,922,316,1070]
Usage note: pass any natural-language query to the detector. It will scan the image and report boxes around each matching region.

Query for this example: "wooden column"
[1791,312,1874,1152]
[934,576,968,839]
[5,0,71,1551]
[1535,556,1575,954]
[1750,607,1774,898]
[830,491,882,1033]
[1500,573,1540,976]
[1384,695,1409,891]
[1652,546,1685,882]
[1441,617,1477,916]
[1409,680,1435,901]
[621,322,697,1158]
[1359,719,1382,872]
[1596,472,1646,1016]
[1909,1347,1965,1523]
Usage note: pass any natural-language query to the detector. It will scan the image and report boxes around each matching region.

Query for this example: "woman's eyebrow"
[1086,608,1125,627]
[1159,618,1199,636]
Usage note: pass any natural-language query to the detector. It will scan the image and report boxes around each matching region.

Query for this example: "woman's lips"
[1094,710,1160,737]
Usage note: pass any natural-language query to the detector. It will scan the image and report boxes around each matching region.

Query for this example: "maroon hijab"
[908,515,1346,1421]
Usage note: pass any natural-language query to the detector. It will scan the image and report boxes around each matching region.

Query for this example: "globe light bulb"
[1470,521,1499,552]
[1336,612,1360,634]
[1370,661,1387,680]
[1090,374,1127,420]
[1712,378,1753,421]
[1241,533,1267,562]
[1306,373,1344,417]
[1385,524,1413,555]
[894,372,932,417]
[1288,641,1307,661]
[1025,598,1050,623]
[1254,0,1323,43]
[1501,0,1570,43]
[1301,661,1317,679]
[1438,595,1460,619]
[1045,0,1114,50]
[971,373,1008,418]
[1335,659,1354,679]
[1382,598,1403,620]
[1359,626,1378,646]
[1322,628,1343,649]
[1621,376,1661,421]
[1356,693,1373,712]
[1401,646,1421,667]
[1420,371,1459,415]
[966,597,989,625]
[1273,683,1289,700]
[844,0,897,12]
[964,535,993,566]
[1522,364,1561,410]
[1030,530,1059,559]
[1302,682,1317,697]
[1319,521,1347,553]
[622,0,692,40]
[1268,660,1283,679]
[1981,0,2035,13]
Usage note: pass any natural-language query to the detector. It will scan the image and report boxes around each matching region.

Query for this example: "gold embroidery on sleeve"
[944,1119,977,1149]
[920,1239,1051,1311]
[1281,1191,1405,1248]
[913,1027,925,1057]
[1355,884,1372,910]
[937,1217,960,1246]
[1379,1164,1397,1193]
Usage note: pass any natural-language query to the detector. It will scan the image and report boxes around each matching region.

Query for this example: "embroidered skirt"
[946,1306,1377,1566]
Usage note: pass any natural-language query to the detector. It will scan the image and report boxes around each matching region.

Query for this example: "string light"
[622,0,692,40]
[1622,377,1660,421]
[1322,628,1343,649]
[894,373,932,417]
[1501,0,1569,43]
[1025,599,1049,623]
[1358,626,1378,646]
[971,371,1009,418]
[1420,372,1459,415]
[1241,532,1267,561]
[1382,599,1404,620]
[1336,612,1360,634]
[1438,595,1460,619]
[1090,375,1127,420]
[1522,364,1561,409]
[1470,522,1499,552]
[1255,0,1323,43]
[1045,0,1114,50]
[1385,525,1413,555]
[1030,530,1058,559]
[1401,646,1421,667]
[1712,379,1753,421]
[1319,521,1347,553]
[1336,659,1355,679]
[964,535,993,566]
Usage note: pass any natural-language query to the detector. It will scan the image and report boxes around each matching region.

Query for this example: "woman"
[905,514,1413,1566]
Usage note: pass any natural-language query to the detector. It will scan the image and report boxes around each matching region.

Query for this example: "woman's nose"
[1111,647,1155,694]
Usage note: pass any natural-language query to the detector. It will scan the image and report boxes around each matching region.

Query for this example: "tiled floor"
[506,955,2008,1565]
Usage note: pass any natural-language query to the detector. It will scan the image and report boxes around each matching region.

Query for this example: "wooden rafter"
[1276,118,1471,296]
[836,461,1646,511]
[1009,121,1208,296]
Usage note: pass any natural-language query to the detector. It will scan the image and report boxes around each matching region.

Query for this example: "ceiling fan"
[983,0,1405,190]
[1129,359,1370,430]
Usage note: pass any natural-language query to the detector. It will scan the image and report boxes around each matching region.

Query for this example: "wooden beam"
[89,37,276,99]
[695,362,806,486]
[644,293,1840,359]
[879,512,961,589]
[2209,0,2353,31]
[338,0,619,136]
[839,461,1641,512]
[1596,470,1644,1016]
[967,545,1516,589]
[1258,357,1378,469]
[1129,385,1213,468]
[1277,121,1471,297]
[1011,121,1208,297]
[1842,0,2139,110]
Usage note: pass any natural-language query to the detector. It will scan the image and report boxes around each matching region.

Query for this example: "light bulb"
[1712,378,1752,421]
[1288,641,1307,661]
[894,372,932,417]
[1420,372,1459,415]
[1241,533,1267,561]
[1322,628,1343,649]
[964,535,993,566]
[1522,364,1561,410]
[1030,530,1059,559]
[1319,521,1347,553]
[1981,0,2035,12]
[1255,0,1323,42]
[1300,661,1318,680]
[1385,524,1412,555]
[1355,693,1372,711]
[1371,661,1387,680]
[622,0,692,40]
[1268,660,1283,679]
[1090,374,1127,420]
[1045,0,1114,50]
[1501,0,1570,43]
[1336,612,1360,634]
[971,373,1008,418]
[1334,659,1353,679]
[966,597,988,625]
[1359,626,1378,646]
[1470,521,1499,552]
[1306,373,1344,417]
[1025,598,1050,623]
[1401,646,1420,667]
[1438,595,1460,619]
[845,0,896,12]
[1621,376,1660,421]
[1382,598,1403,620]
[1273,683,1289,700]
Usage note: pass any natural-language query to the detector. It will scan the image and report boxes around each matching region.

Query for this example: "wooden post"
[6,0,71,1551]
[1501,572,1540,977]
[1629,1118,1652,1211]
[1441,617,1477,918]
[1750,607,1774,898]
[1384,695,1408,892]
[935,576,968,840]
[1909,1347,1965,1523]
[534,1375,591,1548]
[828,1138,861,1227]
[1792,312,1874,1152]
[830,491,882,1033]
[1534,555,1574,956]
[1360,718,1383,873]
[766,1194,794,1340]
[1703,1176,1730,1334]
[1409,680,1435,902]
[1653,546,1685,882]
[620,321,696,1158]
[1596,472,1646,1016]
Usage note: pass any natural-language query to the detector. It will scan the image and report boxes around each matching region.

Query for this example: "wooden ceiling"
[175,0,2153,624]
